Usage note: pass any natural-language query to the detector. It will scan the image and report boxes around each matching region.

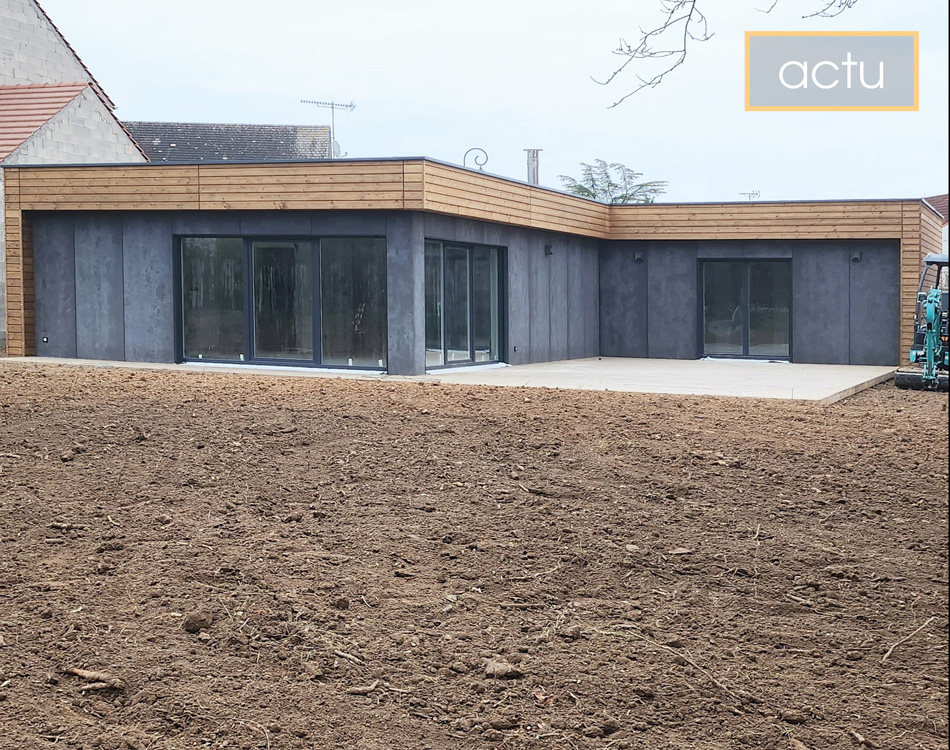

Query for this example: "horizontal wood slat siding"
[4,168,35,355]
[609,201,905,240]
[423,162,609,237]
[4,160,939,364]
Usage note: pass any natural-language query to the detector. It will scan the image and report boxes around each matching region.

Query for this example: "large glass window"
[703,260,790,358]
[424,241,444,367]
[179,236,387,369]
[424,241,502,367]
[253,241,314,360]
[320,238,388,368]
[182,238,246,360]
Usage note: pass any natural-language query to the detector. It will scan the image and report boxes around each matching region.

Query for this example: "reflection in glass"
[182,238,246,360]
[444,246,470,362]
[253,242,314,360]
[424,241,444,367]
[320,238,388,368]
[472,248,499,362]
[749,262,790,357]
[703,262,745,356]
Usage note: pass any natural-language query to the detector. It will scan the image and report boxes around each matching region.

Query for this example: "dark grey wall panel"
[123,214,175,363]
[528,242,551,363]
[696,242,793,259]
[312,211,389,236]
[792,246,850,364]
[849,241,900,365]
[549,241,569,361]
[599,241,648,358]
[239,212,312,236]
[33,214,77,358]
[385,213,425,375]
[74,214,125,360]
[647,243,698,359]
[566,243,584,359]
[171,212,241,236]
[505,230,530,366]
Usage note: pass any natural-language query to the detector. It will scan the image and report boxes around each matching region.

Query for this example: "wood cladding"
[3,158,944,362]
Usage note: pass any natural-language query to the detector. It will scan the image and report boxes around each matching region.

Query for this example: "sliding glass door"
[180,236,387,368]
[253,241,314,360]
[702,260,790,358]
[424,240,502,367]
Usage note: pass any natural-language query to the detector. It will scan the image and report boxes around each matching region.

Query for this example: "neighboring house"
[124,122,331,163]
[0,0,146,350]
[923,193,948,253]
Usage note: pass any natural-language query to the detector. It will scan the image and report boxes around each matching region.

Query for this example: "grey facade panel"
[33,214,77,358]
[528,242,551,363]
[599,241,648,358]
[122,214,175,363]
[171,212,242,236]
[792,245,851,364]
[505,230,530,366]
[385,213,425,376]
[549,241,569,362]
[239,212,312,237]
[74,214,125,360]
[848,241,900,365]
[647,243,699,360]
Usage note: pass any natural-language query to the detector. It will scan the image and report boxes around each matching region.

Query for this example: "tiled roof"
[924,194,948,225]
[32,0,115,109]
[0,82,88,161]
[123,121,332,162]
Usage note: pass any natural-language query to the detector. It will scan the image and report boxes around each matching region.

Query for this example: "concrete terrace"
[0,356,896,404]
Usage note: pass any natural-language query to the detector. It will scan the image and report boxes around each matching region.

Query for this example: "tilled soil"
[0,362,947,750]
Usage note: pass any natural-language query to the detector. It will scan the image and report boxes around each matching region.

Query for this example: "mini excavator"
[895,253,949,391]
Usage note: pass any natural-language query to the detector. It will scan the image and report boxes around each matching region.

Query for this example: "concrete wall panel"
[33,214,76,358]
[74,214,124,360]
[791,246,850,364]
[599,242,648,358]
[385,213,424,375]
[123,214,175,363]
[647,243,698,360]
[849,241,900,365]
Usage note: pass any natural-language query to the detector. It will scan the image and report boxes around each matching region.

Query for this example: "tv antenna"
[739,190,761,201]
[300,99,356,158]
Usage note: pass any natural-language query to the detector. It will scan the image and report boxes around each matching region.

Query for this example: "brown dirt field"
[0,362,947,750]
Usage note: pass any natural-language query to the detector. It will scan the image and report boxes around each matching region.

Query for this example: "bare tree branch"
[803,0,858,18]
[596,0,859,107]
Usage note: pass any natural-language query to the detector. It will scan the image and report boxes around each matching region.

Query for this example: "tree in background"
[559,160,668,204]
[596,0,859,106]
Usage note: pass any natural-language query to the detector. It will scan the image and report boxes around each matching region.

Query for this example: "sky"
[38,0,949,202]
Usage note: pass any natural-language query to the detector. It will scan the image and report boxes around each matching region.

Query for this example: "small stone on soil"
[182,611,213,633]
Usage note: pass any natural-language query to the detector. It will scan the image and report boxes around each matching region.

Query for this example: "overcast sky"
[39,0,949,202]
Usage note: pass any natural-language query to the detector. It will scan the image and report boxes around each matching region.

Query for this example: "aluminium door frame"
[697,258,793,361]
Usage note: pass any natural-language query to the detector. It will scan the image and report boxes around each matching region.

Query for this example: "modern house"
[0,0,147,349]
[2,158,943,374]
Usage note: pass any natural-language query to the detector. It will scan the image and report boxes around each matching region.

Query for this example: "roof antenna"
[739,190,761,201]
[300,99,356,158]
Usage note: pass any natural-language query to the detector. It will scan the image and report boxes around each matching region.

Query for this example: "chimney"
[525,149,541,185]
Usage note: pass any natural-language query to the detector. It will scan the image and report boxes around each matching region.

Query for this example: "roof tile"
[0,82,88,161]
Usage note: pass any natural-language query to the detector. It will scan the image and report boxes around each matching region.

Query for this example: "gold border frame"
[745,31,919,112]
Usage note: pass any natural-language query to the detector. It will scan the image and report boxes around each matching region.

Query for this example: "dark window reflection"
[182,238,245,360]
[253,242,314,360]
[320,238,388,367]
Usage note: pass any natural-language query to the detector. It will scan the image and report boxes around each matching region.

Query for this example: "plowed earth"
[0,362,947,750]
